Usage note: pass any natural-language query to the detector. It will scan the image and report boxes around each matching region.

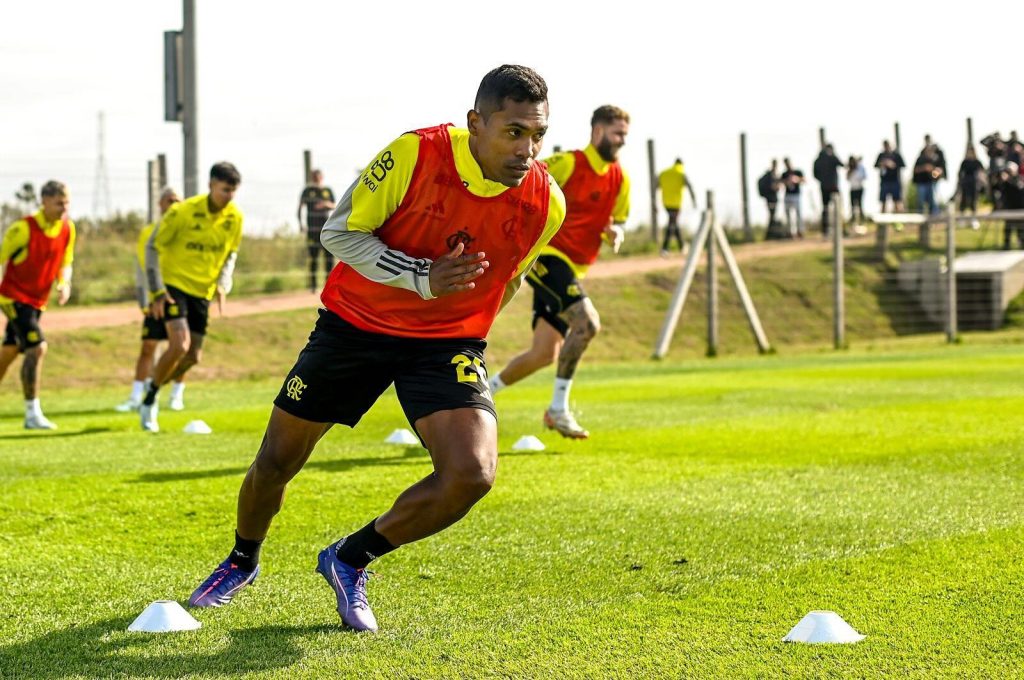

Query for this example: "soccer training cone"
[183,420,212,434]
[512,435,545,451]
[782,610,865,644]
[385,428,419,445]
[128,600,201,633]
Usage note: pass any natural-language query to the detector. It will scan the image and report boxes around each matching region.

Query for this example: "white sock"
[129,380,145,402]
[488,374,507,395]
[25,398,42,417]
[550,378,572,412]
[170,381,186,400]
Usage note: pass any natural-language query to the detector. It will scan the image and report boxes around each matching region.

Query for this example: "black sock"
[335,519,397,570]
[142,384,160,406]
[229,531,263,572]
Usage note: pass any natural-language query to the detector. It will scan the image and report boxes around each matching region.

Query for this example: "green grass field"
[1,339,1022,678]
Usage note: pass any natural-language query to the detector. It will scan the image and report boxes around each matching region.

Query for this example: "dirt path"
[43,237,835,332]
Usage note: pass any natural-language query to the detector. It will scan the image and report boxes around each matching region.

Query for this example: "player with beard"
[186,65,565,632]
[488,105,630,439]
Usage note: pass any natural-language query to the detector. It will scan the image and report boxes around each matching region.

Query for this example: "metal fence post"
[833,197,845,349]
[946,205,958,343]
[707,193,718,357]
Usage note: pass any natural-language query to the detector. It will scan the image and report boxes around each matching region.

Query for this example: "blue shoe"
[316,542,378,632]
[188,558,260,608]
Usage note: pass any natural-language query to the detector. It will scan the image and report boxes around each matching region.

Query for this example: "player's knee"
[444,461,495,505]
[252,448,301,487]
[31,341,47,357]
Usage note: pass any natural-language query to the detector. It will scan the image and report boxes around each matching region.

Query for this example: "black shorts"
[164,285,210,335]
[526,255,586,337]
[141,313,168,341]
[273,309,496,430]
[1,300,44,350]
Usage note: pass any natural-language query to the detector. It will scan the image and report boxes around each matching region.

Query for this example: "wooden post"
[818,127,826,148]
[740,132,752,242]
[966,117,974,146]
[875,222,889,260]
[894,122,902,152]
[706,190,718,357]
[652,209,712,359]
[920,214,932,249]
[647,138,658,243]
[147,159,160,224]
[946,204,958,343]
[713,224,771,353]
[303,149,313,185]
[833,198,845,349]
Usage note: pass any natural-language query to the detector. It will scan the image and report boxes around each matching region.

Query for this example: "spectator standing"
[957,145,984,228]
[813,144,844,237]
[875,140,906,213]
[846,155,867,226]
[913,145,943,215]
[780,157,805,238]
[757,160,782,239]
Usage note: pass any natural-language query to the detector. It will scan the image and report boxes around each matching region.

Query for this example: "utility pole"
[92,111,112,219]
[182,0,198,197]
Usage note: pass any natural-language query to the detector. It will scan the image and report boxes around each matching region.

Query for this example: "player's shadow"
[0,426,111,440]
[0,617,334,678]
[131,446,429,483]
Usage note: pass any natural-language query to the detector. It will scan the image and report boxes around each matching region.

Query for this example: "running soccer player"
[188,65,564,633]
[139,163,243,432]
[0,180,76,430]
[115,187,189,413]
[488,105,631,439]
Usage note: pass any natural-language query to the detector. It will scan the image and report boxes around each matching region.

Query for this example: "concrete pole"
[740,132,752,242]
[147,160,159,224]
[157,153,168,189]
[182,0,199,197]
[894,122,902,153]
[303,149,313,184]
[818,127,826,149]
[706,190,718,357]
[647,138,658,242]
[966,117,974,146]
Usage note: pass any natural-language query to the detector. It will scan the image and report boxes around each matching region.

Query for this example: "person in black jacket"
[813,144,844,237]
[758,159,782,239]
[957,145,984,225]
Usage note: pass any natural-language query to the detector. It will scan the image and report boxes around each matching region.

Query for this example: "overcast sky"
[3,0,1023,234]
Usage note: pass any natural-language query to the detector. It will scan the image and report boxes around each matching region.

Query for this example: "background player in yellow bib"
[0,180,76,429]
[115,187,187,412]
[140,163,243,432]
[488,106,630,439]
[657,158,697,256]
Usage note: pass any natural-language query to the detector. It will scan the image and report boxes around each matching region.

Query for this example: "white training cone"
[128,600,201,633]
[385,428,419,445]
[183,420,212,434]
[782,610,865,644]
[512,435,545,451]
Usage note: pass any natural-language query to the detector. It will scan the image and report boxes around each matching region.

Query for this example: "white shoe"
[543,408,589,439]
[168,396,185,411]
[140,402,160,433]
[25,413,57,430]
[115,399,141,413]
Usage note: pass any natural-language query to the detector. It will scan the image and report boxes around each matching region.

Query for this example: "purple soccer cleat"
[316,542,378,632]
[188,559,260,608]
